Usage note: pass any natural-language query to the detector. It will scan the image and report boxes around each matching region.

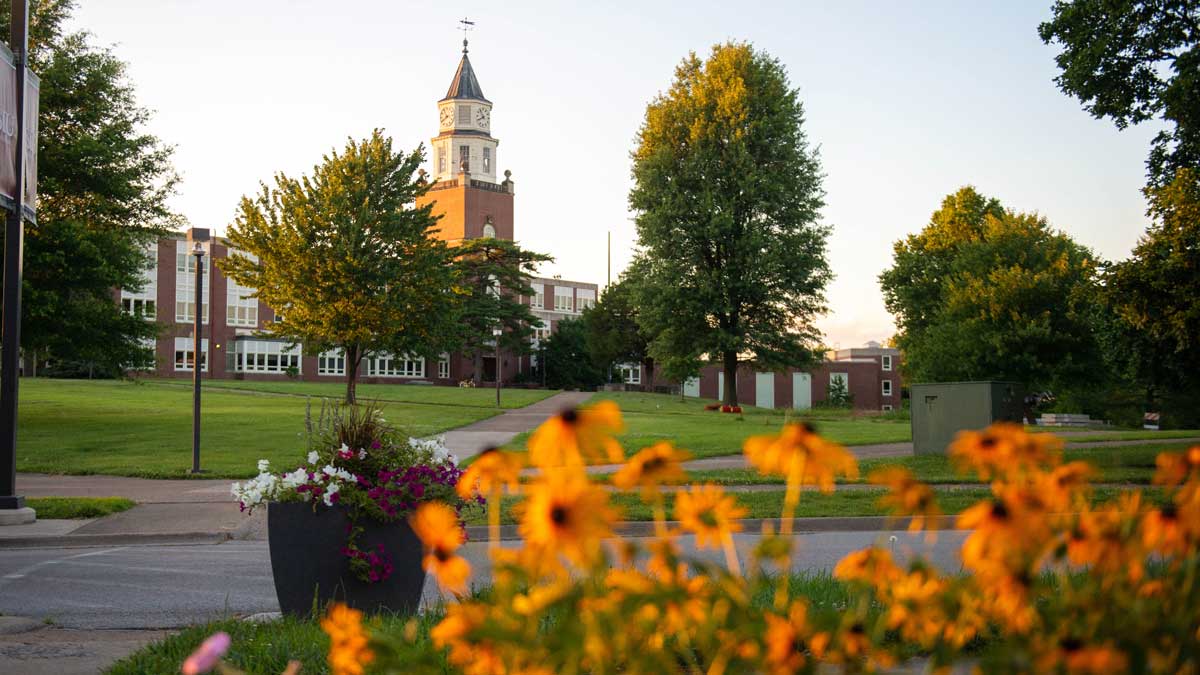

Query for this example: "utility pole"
[187,228,209,474]
[0,0,33,523]
[493,326,501,408]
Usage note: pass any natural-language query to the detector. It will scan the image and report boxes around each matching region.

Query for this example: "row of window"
[170,340,452,379]
[437,144,492,174]
[830,372,895,397]
[530,284,596,314]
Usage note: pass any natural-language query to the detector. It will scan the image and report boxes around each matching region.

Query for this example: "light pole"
[187,228,209,474]
[493,326,502,408]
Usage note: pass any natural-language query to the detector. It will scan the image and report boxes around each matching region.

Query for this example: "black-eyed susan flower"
[949,423,1062,480]
[456,447,524,499]
[743,422,858,492]
[673,483,747,549]
[612,441,691,498]
[321,603,374,675]
[410,502,472,594]
[518,468,618,567]
[527,401,625,468]
[832,546,901,588]
[868,466,942,532]
[764,600,812,675]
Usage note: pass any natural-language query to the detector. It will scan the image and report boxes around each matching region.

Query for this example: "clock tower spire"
[418,27,514,244]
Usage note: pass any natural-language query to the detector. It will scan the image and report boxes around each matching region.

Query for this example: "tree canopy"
[1039,0,1200,186]
[540,318,604,391]
[879,186,1102,390]
[218,131,459,403]
[584,275,655,386]
[2,0,178,375]
[451,237,551,385]
[628,42,831,406]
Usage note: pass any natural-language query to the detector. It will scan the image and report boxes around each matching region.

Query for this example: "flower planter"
[268,501,426,616]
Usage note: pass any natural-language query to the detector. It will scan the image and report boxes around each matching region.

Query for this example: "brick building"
[125,40,596,386]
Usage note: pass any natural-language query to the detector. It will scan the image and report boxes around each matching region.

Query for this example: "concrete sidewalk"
[442,390,591,459]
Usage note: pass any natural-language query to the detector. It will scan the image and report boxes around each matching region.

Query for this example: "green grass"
[15,379,504,479]
[25,496,136,519]
[462,485,1166,525]
[1048,429,1200,442]
[143,377,556,410]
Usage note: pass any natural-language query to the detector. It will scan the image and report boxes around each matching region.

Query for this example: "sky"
[69,0,1159,349]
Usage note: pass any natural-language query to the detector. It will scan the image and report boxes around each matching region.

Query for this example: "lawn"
[567,392,913,460]
[463,485,1166,525]
[26,496,136,519]
[142,377,557,410]
[15,379,505,479]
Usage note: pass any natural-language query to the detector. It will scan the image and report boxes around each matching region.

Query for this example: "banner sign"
[0,40,38,218]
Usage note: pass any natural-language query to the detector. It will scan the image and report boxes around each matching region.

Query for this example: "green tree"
[583,275,655,387]
[1104,168,1200,424]
[541,318,604,391]
[879,186,1102,391]
[218,131,459,404]
[1039,0,1200,186]
[451,237,551,386]
[826,375,852,408]
[2,0,178,375]
[629,42,831,406]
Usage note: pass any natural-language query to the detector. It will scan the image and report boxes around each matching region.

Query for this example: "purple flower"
[181,631,230,675]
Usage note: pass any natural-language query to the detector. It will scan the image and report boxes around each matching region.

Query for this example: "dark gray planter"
[267,501,426,616]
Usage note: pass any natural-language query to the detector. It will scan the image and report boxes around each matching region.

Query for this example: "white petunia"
[257,459,270,473]
[323,483,340,506]
[358,449,367,460]
[322,464,338,478]
[307,451,320,464]
[281,468,308,489]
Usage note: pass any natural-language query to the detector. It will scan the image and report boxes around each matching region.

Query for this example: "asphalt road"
[0,529,969,630]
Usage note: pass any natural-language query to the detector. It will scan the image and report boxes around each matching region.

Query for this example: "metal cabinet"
[911,381,1024,455]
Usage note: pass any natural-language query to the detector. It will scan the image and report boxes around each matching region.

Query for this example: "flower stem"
[653,494,668,539]
[487,487,500,549]
[721,528,742,579]
[775,452,806,610]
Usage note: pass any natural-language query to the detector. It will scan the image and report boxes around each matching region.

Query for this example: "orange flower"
[832,547,901,588]
[527,401,625,468]
[743,422,858,491]
[1066,496,1145,584]
[949,423,1062,480]
[456,447,524,499]
[518,468,618,567]
[869,466,942,532]
[410,502,471,594]
[1153,446,1200,487]
[321,603,374,675]
[764,600,811,675]
[673,483,747,549]
[612,441,691,498]
[431,603,505,675]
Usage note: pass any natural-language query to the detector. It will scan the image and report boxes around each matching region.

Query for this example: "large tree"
[629,42,831,406]
[879,186,1102,391]
[1104,167,1200,424]
[2,0,178,375]
[583,275,655,387]
[451,237,551,386]
[1039,0,1200,187]
[540,317,604,391]
[218,131,459,404]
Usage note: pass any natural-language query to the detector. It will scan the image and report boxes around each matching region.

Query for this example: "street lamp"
[186,228,209,474]
[493,326,502,408]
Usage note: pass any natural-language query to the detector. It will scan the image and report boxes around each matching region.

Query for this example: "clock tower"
[418,38,514,243]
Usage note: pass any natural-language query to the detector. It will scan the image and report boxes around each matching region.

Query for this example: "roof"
[441,45,489,103]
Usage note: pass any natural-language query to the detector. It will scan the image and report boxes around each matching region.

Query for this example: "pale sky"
[70,0,1158,349]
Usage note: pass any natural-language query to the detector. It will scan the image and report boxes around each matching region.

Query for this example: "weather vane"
[459,17,475,53]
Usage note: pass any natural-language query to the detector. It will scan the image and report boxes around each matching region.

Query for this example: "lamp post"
[493,326,502,408]
[187,228,209,474]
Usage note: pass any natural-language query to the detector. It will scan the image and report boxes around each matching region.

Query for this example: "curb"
[463,515,952,541]
[0,531,231,549]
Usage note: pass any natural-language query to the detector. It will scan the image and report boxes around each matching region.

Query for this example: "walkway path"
[441,390,591,459]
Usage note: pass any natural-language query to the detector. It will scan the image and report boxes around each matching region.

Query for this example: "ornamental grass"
[200,401,1200,674]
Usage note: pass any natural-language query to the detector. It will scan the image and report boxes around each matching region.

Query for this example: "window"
[577,289,596,311]
[882,404,894,412]
[234,340,301,374]
[121,244,157,320]
[225,250,258,327]
[438,354,450,379]
[619,363,641,385]
[437,146,445,174]
[553,286,573,312]
[367,353,425,378]
[131,337,156,371]
[459,144,470,172]
[532,283,544,309]
[482,147,491,172]
[482,223,496,238]
[458,105,471,124]
[318,349,345,376]
[830,372,849,388]
[174,337,208,372]
[882,355,893,371]
[175,241,209,324]
[882,380,892,396]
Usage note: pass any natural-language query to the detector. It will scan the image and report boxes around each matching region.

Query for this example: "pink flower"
[181,631,231,674]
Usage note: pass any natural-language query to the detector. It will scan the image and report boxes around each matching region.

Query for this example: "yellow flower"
[832,547,901,588]
[456,447,524,499]
[527,401,625,468]
[869,466,942,532]
[431,603,505,675]
[743,422,858,491]
[409,502,472,594]
[949,423,1062,480]
[321,603,374,675]
[518,468,618,566]
[673,483,747,549]
[1153,446,1200,487]
[612,441,691,498]
[764,600,811,675]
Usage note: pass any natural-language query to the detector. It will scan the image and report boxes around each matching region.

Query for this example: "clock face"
[439,107,453,127]
[475,107,490,128]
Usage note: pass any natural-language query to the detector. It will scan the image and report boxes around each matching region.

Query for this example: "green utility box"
[911,381,1024,455]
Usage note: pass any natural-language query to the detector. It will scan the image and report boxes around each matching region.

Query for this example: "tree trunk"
[642,357,656,392]
[473,352,483,387]
[722,350,738,406]
[344,344,359,405]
